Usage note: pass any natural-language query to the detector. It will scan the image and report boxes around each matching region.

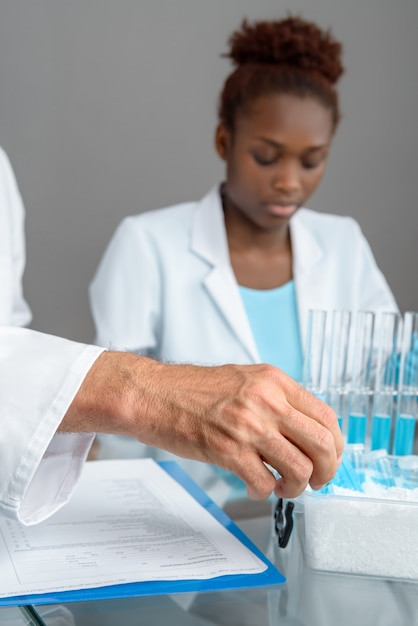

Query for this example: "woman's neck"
[221,195,293,290]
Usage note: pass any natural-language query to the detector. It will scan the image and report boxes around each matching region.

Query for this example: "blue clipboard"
[0,460,284,607]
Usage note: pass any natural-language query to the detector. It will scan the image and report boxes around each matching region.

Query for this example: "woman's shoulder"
[125,199,198,228]
[111,201,198,249]
[118,186,220,239]
[295,207,362,235]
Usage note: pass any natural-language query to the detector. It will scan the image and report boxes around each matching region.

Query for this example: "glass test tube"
[363,449,396,488]
[393,311,418,455]
[302,309,327,398]
[397,455,418,489]
[345,443,366,487]
[370,311,401,452]
[325,310,351,431]
[347,311,375,445]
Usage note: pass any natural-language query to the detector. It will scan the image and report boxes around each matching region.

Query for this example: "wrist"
[59,351,158,436]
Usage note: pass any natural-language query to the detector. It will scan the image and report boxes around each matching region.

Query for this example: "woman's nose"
[272,159,300,193]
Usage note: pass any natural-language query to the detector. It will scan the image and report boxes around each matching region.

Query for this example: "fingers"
[232,455,278,501]
[281,375,344,466]
[249,444,313,500]
[224,366,343,500]
[224,413,336,500]
[222,447,309,502]
[111,358,343,502]
[273,405,340,490]
[226,434,317,500]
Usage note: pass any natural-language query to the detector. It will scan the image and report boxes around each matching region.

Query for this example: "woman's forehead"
[235,93,334,143]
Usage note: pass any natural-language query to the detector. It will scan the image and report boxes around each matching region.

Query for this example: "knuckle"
[287,455,313,486]
[225,402,268,442]
[249,474,276,500]
[314,427,335,455]
[278,475,309,499]
[321,403,338,426]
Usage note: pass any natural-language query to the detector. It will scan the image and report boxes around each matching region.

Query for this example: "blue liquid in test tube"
[370,313,400,452]
[347,312,375,446]
[347,389,370,445]
[370,390,395,452]
[370,414,392,451]
[347,412,368,444]
[392,312,418,456]
[393,413,416,456]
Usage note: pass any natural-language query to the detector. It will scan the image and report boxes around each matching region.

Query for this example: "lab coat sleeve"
[0,326,105,525]
[89,216,161,354]
[0,147,32,327]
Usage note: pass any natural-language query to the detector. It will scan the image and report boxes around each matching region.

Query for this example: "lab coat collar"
[190,186,230,266]
[190,191,329,361]
[190,186,260,362]
[191,191,324,272]
[290,209,324,272]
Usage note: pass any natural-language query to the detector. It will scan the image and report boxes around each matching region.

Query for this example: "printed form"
[0,459,266,598]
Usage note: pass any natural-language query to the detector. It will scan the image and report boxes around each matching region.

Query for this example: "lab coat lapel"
[191,188,260,363]
[290,210,327,348]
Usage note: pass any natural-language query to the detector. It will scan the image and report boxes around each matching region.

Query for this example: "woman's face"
[216,92,334,231]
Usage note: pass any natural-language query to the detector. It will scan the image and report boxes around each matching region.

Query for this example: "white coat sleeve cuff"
[17,432,95,525]
[0,331,105,525]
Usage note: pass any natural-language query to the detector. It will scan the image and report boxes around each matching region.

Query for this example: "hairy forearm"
[59,351,343,500]
[58,351,160,438]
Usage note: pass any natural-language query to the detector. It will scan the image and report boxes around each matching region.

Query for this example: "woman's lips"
[265,203,298,217]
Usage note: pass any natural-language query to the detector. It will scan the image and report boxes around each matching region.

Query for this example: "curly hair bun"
[225,15,344,85]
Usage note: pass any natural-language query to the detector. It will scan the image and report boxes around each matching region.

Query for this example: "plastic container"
[296,488,418,580]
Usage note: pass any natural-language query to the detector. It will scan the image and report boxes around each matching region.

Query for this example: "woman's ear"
[214,124,231,161]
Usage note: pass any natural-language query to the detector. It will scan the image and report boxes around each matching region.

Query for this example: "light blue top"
[239,280,303,382]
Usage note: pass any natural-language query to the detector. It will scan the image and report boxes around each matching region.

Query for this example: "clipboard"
[0,460,284,607]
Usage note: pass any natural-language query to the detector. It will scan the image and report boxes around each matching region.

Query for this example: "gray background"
[1,0,417,344]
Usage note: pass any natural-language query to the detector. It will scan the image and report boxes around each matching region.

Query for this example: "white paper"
[0,459,266,598]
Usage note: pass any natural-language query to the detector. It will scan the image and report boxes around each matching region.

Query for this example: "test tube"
[345,443,366,487]
[393,312,418,456]
[363,449,396,488]
[302,309,327,398]
[333,451,364,492]
[397,455,418,489]
[393,392,417,456]
[370,312,401,452]
[347,311,375,445]
[397,311,418,388]
[325,310,351,431]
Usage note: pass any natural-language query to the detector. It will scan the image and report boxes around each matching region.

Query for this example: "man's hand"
[62,352,343,500]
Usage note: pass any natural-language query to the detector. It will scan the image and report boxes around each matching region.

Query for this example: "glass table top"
[3,499,418,626]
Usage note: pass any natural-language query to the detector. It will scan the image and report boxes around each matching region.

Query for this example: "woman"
[90,16,397,373]
[89,16,397,495]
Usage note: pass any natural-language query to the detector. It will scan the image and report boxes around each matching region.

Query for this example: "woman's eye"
[302,153,327,170]
[252,151,277,166]
[302,160,322,170]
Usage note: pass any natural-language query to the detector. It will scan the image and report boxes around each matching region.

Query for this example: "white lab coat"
[0,148,99,525]
[89,185,398,502]
[90,185,398,363]
[0,146,31,326]
[0,326,103,524]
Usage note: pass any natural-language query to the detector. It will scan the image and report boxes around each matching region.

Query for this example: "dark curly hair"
[218,15,344,132]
